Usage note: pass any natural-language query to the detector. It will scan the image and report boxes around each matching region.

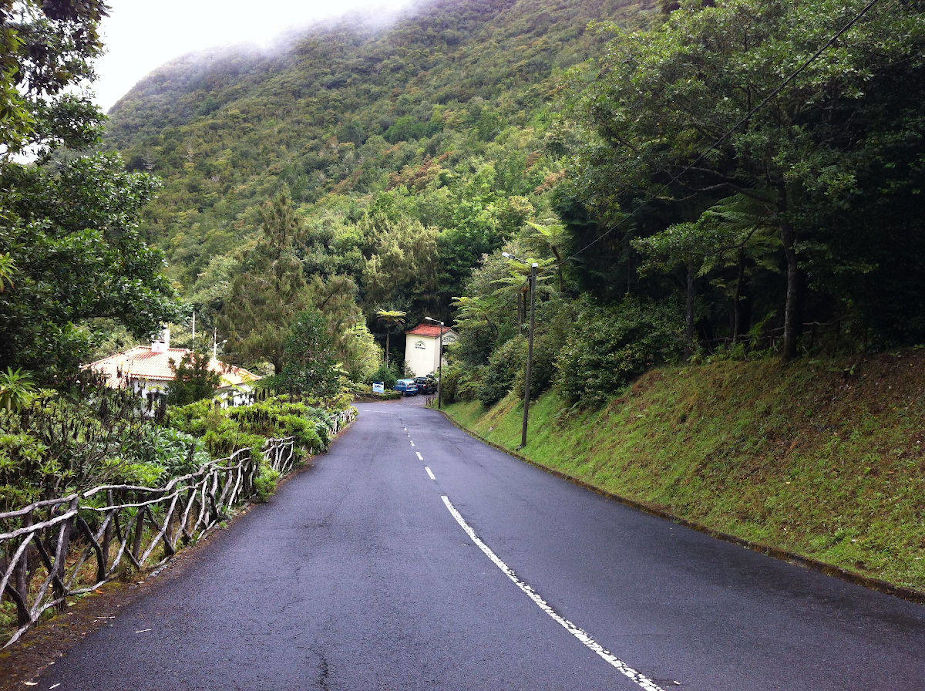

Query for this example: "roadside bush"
[367,362,398,388]
[169,395,351,460]
[512,298,576,400]
[440,365,463,404]
[456,366,484,402]
[480,336,526,407]
[253,465,281,502]
[555,297,685,406]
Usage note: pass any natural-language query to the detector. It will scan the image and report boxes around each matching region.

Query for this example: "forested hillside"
[107,0,653,328]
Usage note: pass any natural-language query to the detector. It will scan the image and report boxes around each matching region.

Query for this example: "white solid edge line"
[425,466,436,481]
[440,495,665,691]
[416,451,424,461]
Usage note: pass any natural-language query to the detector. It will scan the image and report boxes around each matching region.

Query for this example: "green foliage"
[0,0,108,157]
[439,365,464,405]
[167,351,221,405]
[571,0,925,357]
[555,297,685,406]
[0,368,35,411]
[368,362,398,388]
[0,153,182,383]
[219,194,310,374]
[279,308,342,398]
[480,336,527,408]
[168,394,350,459]
[253,465,280,503]
[0,386,184,509]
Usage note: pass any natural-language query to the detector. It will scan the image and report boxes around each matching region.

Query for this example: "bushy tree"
[220,194,310,373]
[167,351,221,406]
[0,153,181,382]
[279,308,341,398]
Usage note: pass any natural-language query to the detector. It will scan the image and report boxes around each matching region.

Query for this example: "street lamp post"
[502,253,539,449]
[424,317,444,409]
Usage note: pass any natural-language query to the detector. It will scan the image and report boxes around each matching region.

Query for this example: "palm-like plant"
[375,309,406,367]
[0,367,36,411]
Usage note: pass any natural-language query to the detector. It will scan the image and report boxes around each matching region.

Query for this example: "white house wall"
[404,333,456,377]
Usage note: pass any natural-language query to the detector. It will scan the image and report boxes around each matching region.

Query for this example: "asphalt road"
[36,400,925,690]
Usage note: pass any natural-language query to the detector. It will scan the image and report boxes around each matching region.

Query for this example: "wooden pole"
[520,263,537,449]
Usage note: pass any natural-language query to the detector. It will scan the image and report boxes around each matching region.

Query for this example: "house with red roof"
[86,329,259,404]
[403,323,456,377]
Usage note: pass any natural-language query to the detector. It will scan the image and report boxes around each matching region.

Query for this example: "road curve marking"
[440,495,665,691]
[425,466,436,481]
[416,451,424,461]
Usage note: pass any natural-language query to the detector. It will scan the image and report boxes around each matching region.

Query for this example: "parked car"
[414,376,436,394]
[394,379,419,396]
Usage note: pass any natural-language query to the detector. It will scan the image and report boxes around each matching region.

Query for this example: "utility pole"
[521,262,537,449]
[191,311,196,341]
[425,317,444,409]
[502,253,539,449]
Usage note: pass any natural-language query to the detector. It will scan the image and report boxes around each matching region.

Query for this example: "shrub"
[368,362,398,388]
[440,365,463,404]
[479,336,526,407]
[555,297,685,406]
[253,465,281,502]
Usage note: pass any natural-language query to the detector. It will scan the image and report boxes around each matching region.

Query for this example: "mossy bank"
[444,350,925,593]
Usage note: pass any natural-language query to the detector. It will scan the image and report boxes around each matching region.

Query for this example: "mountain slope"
[106,0,654,297]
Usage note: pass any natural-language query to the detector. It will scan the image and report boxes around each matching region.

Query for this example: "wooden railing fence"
[0,405,357,649]
[0,437,299,649]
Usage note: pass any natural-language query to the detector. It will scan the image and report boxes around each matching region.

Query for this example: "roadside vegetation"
[446,349,925,591]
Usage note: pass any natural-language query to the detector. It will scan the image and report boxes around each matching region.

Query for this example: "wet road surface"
[36,401,925,689]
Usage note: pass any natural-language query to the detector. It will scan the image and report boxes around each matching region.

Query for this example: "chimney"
[151,327,171,354]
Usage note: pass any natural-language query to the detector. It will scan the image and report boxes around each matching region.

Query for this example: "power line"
[562,0,886,265]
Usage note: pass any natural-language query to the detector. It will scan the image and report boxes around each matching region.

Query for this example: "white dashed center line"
[440,496,665,691]
[416,451,424,462]
[410,440,415,447]
[425,466,436,481]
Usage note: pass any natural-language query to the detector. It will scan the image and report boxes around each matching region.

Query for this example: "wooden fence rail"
[0,406,357,649]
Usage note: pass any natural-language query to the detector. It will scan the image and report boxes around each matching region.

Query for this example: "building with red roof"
[86,329,258,403]
[404,323,456,377]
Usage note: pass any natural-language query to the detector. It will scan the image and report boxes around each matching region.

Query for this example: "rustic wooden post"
[131,505,146,565]
[53,498,78,612]
[13,512,32,626]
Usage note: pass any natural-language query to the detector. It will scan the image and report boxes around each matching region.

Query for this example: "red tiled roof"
[405,324,454,338]
[86,346,258,388]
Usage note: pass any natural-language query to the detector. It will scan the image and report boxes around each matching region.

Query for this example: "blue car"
[395,379,419,396]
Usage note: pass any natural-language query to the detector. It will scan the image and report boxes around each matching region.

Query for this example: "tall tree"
[279,307,341,398]
[0,153,180,381]
[375,309,406,367]
[219,194,309,374]
[0,0,108,160]
[167,351,220,406]
[573,0,924,358]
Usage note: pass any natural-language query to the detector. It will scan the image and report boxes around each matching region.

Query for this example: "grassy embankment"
[444,350,924,592]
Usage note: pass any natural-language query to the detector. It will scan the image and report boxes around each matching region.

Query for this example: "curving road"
[36,401,925,690]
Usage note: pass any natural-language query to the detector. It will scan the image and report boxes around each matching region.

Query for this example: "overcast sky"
[94,0,415,111]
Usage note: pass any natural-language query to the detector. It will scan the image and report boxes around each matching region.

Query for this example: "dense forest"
[100,0,923,404]
[2,0,923,401]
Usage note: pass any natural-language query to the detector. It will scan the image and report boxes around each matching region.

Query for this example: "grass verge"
[443,349,925,594]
